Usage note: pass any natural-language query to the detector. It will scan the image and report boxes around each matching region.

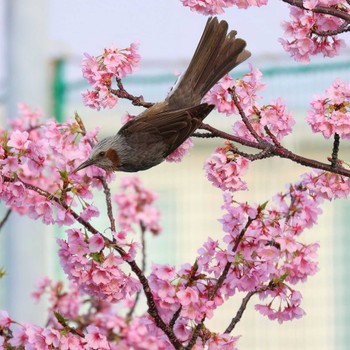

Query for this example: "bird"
[74,17,251,173]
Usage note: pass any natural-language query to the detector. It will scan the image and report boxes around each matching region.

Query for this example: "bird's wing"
[119,103,214,157]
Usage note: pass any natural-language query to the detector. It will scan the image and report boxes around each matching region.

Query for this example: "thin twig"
[198,123,350,178]
[209,216,255,300]
[229,86,263,143]
[111,78,154,108]
[185,215,257,348]
[0,208,12,231]
[264,126,281,148]
[192,132,221,139]
[169,261,199,329]
[224,285,271,334]
[185,316,205,350]
[312,22,350,36]
[96,176,116,233]
[75,112,95,148]
[224,291,256,333]
[126,224,147,321]
[2,175,183,349]
[330,133,340,168]
[282,0,350,22]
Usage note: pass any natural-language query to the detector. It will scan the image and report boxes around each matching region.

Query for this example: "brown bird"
[75,17,251,173]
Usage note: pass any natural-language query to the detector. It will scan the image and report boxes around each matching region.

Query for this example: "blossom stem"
[224,291,257,333]
[2,174,183,349]
[282,0,350,22]
[197,124,350,178]
[229,86,263,142]
[126,224,147,321]
[330,133,340,168]
[224,285,271,334]
[0,208,12,231]
[96,176,116,233]
[111,78,154,108]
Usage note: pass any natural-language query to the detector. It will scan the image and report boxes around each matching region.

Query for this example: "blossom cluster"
[280,4,346,62]
[205,68,295,143]
[307,78,350,140]
[58,229,141,303]
[204,143,250,192]
[0,104,112,227]
[114,176,161,235]
[136,168,329,327]
[181,0,347,60]
[0,277,240,349]
[81,44,140,110]
[180,0,267,15]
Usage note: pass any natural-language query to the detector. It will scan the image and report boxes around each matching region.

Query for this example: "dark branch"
[111,78,154,108]
[96,176,116,233]
[312,22,350,36]
[224,285,271,334]
[2,175,183,349]
[126,224,147,321]
[198,123,350,178]
[224,291,256,334]
[282,0,350,22]
[330,133,340,168]
[229,86,264,143]
[0,208,12,231]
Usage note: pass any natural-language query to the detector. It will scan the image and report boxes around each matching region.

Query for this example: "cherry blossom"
[307,78,350,140]
[81,44,140,110]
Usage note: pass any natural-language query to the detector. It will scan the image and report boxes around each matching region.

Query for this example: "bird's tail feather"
[167,17,251,108]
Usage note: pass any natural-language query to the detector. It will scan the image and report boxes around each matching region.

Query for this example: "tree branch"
[330,133,340,168]
[224,285,271,334]
[229,86,264,143]
[282,0,350,22]
[224,291,257,334]
[312,21,350,36]
[111,78,154,108]
[1,175,183,349]
[0,208,12,232]
[126,224,147,321]
[197,124,350,178]
[185,215,257,348]
[96,176,116,233]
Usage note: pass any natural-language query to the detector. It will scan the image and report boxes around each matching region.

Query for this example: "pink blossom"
[31,276,52,302]
[307,79,350,140]
[114,176,161,235]
[59,334,84,350]
[302,169,350,200]
[121,113,136,125]
[204,146,249,192]
[7,130,29,150]
[0,310,12,328]
[81,204,100,221]
[10,325,28,347]
[81,90,101,110]
[42,328,61,347]
[88,234,105,252]
[85,325,110,349]
[82,44,140,110]
[180,0,267,15]
[280,7,346,61]
[151,263,177,280]
[165,137,193,162]
[204,68,264,118]
[177,287,199,306]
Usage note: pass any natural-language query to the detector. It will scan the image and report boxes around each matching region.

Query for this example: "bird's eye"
[98,151,106,157]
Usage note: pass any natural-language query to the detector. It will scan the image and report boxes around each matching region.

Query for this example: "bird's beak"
[73,158,95,173]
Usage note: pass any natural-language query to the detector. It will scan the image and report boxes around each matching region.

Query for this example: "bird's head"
[74,137,120,172]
